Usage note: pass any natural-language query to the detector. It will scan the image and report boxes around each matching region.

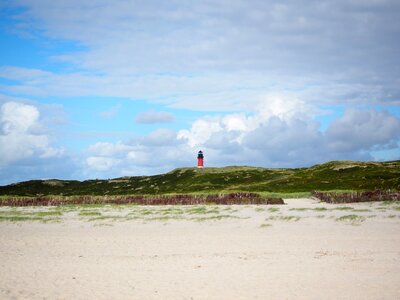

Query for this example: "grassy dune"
[0,160,399,197]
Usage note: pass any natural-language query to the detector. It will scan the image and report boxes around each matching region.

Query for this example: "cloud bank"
[85,97,400,178]
[1,0,399,109]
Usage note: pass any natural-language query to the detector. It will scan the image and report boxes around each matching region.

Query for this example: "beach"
[1,198,400,299]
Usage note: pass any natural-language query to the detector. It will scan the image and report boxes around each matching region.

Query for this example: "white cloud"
[86,156,121,172]
[82,98,400,177]
[177,102,400,167]
[88,141,134,157]
[135,110,174,124]
[1,101,40,133]
[177,94,314,147]
[1,0,399,109]
[2,97,396,181]
[0,101,64,167]
[85,128,189,175]
[326,109,400,152]
[255,93,315,121]
[178,116,228,148]
[141,128,178,146]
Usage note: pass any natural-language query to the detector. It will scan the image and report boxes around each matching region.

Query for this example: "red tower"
[197,150,204,168]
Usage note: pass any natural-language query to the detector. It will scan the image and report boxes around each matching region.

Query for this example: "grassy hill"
[0,160,399,196]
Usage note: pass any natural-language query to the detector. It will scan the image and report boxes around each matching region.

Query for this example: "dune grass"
[335,214,366,224]
[259,223,272,228]
[268,215,301,222]
[267,207,280,213]
[1,161,398,197]
[0,209,62,223]
[1,200,398,224]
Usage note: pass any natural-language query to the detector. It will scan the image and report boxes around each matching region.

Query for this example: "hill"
[0,160,399,196]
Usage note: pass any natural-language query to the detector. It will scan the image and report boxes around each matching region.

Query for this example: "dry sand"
[1,198,400,299]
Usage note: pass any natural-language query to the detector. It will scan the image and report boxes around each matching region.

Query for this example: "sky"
[0,0,400,185]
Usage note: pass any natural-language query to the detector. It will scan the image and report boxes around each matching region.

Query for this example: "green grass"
[332,206,354,211]
[34,211,63,216]
[138,209,153,215]
[268,215,301,222]
[382,201,399,206]
[335,214,366,223]
[159,207,185,215]
[1,160,398,196]
[313,207,328,211]
[77,205,238,223]
[192,215,241,222]
[352,209,371,212]
[259,223,272,228]
[86,215,125,222]
[289,207,328,212]
[0,215,43,222]
[146,216,186,222]
[222,206,238,213]
[0,209,63,222]
[267,207,280,213]
[186,206,220,215]
[79,210,101,216]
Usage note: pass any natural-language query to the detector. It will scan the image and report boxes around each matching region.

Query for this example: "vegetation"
[0,160,398,197]
[335,214,366,224]
[0,209,62,223]
[0,192,285,207]
[0,204,249,223]
[312,190,400,203]
[267,215,301,222]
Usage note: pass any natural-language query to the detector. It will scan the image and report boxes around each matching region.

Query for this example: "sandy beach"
[1,198,400,299]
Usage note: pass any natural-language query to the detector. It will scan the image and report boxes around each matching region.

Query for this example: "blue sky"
[0,0,399,185]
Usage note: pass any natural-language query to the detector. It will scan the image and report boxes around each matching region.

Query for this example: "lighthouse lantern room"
[197,150,204,168]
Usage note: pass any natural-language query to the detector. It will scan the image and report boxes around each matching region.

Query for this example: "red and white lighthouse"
[197,150,204,168]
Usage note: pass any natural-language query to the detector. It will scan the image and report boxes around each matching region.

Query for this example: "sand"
[1,198,400,299]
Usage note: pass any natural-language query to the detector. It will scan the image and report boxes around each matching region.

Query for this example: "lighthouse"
[197,150,204,168]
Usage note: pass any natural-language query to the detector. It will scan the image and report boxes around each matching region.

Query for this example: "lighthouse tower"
[197,150,204,168]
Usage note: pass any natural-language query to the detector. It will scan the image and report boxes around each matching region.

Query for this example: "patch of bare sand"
[1,199,400,299]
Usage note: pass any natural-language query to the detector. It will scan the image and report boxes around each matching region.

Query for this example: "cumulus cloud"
[326,109,400,152]
[2,97,396,182]
[140,128,178,146]
[0,101,75,185]
[86,156,121,172]
[83,96,400,177]
[135,110,174,124]
[176,99,400,167]
[178,117,224,148]
[0,101,64,167]
[84,128,187,175]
